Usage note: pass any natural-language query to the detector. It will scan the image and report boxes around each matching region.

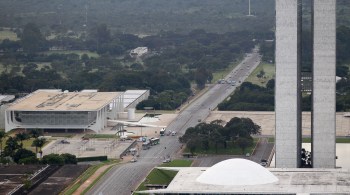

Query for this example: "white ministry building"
[4,89,124,133]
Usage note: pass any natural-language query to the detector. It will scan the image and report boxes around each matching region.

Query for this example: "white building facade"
[4,90,124,133]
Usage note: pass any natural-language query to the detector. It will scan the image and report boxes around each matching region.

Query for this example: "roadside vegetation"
[245,62,275,87]
[180,118,261,155]
[62,159,119,195]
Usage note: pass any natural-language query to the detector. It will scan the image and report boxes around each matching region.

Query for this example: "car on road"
[82,137,89,141]
[260,159,268,167]
[163,158,171,163]
[171,131,177,136]
[60,140,70,144]
[130,158,137,163]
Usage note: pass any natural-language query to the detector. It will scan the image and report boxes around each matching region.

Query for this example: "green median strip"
[82,165,115,194]
[62,160,118,195]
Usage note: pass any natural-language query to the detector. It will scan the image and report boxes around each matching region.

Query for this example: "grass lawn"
[159,159,193,167]
[245,62,275,87]
[336,137,350,143]
[267,137,350,143]
[135,160,192,193]
[0,29,18,41]
[41,50,99,58]
[1,137,50,153]
[184,140,257,155]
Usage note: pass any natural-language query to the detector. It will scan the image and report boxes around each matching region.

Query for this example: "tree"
[60,153,77,164]
[225,117,261,141]
[209,130,224,153]
[194,67,210,89]
[187,138,198,155]
[4,137,20,157]
[266,79,275,90]
[15,132,29,148]
[30,129,43,139]
[13,148,36,163]
[32,138,46,154]
[42,153,64,165]
[0,131,6,157]
[236,137,253,154]
[21,23,48,53]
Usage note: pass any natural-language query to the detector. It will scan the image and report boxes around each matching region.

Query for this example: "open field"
[183,140,256,155]
[245,62,275,87]
[0,29,18,41]
[212,58,242,82]
[41,50,99,58]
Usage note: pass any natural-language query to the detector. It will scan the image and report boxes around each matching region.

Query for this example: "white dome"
[196,158,278,186]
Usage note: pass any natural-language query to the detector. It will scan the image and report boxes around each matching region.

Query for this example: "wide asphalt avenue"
[87,47,262,195]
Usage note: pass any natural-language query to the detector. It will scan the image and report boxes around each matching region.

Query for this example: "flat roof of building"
[138,167,350,194]
[124,90,148,108]
[7,91,122,111]
[0,95,15,103]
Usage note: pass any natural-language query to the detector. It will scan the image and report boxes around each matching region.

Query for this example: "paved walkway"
[207,111,350,136]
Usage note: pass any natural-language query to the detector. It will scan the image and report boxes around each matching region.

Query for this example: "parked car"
[60,140,70,144]
[260,159,268,167]
[130,157,137,163]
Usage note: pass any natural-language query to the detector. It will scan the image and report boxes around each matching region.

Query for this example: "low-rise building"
[4,89,124,133]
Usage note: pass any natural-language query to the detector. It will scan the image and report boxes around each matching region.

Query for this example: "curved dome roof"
[196,158,278,186]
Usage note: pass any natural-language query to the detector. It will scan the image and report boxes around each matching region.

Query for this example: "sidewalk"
[72,163,114,195]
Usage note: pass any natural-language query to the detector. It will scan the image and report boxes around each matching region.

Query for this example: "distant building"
[3,89,149,133]
[130,47,148,57]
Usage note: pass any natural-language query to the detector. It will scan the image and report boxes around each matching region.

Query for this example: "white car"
[171,131,177,136]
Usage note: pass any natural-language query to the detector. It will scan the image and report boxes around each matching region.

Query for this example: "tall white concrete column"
[275,0,302,168]
[312,0,336,168]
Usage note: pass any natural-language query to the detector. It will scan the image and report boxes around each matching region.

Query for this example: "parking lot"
[42,138,133,159]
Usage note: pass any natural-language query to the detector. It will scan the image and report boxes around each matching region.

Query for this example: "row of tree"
[180,117,261,154]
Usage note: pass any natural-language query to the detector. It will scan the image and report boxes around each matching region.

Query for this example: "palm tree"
[15,132,29,148]
[30,129,43,139]
[32,138,46,154]
[0,131,6,158]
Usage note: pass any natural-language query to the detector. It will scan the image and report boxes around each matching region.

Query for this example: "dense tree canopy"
[180,118,261,154]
